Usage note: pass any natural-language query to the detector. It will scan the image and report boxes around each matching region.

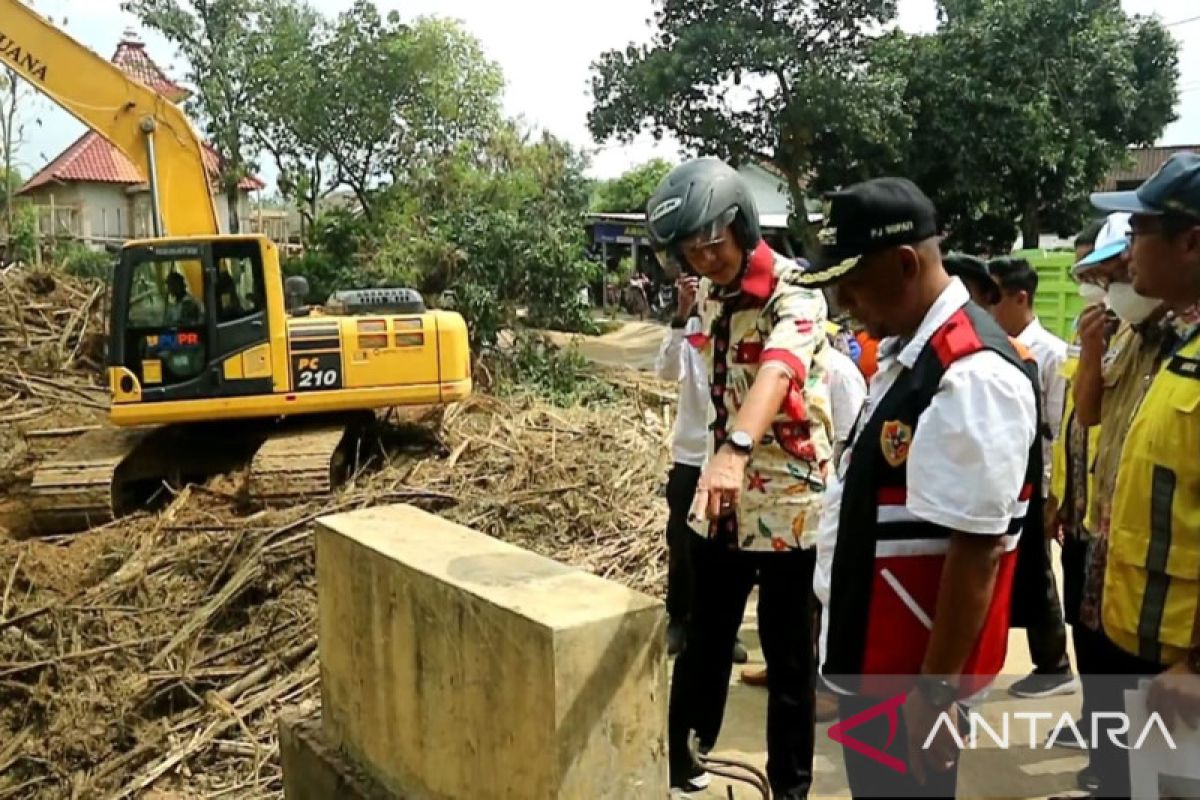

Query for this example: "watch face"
[731,431,753,450]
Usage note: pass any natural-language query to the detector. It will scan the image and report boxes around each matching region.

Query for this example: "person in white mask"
[1069,210,1174,795]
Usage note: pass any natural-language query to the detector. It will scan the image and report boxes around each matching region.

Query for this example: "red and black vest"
[823,303,1044,699]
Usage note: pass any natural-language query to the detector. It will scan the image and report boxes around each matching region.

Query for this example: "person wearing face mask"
[1068,208,1171,797]
[1083,152,1200,798]
[646,157,834,799]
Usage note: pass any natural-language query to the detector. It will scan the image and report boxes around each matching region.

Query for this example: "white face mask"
[1107,282,1162,324]
[1077,283,1107,304]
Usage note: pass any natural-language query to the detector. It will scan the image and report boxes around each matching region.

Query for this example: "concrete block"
[279,713,394,800]
[315,504,667,799]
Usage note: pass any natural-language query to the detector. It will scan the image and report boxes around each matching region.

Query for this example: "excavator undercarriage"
[24,412,398,534]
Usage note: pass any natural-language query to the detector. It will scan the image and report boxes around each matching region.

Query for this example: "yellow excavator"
[3,0,471,532]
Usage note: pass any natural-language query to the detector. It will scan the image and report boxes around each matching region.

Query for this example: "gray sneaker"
[1008,670,1080,698]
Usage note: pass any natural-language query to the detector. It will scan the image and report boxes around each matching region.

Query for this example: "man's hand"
[676,276,699,321]
[1078,303,1108,362]
[698,446,749,520]
[905,690,958,786]
[1146,662,1200,733]
[1044,496,1062,543]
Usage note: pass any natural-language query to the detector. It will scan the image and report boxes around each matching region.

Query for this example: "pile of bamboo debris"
[0,285,676,797]
[0,265,110,493]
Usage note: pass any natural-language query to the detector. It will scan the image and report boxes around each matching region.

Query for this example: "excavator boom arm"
[0,0,219,236]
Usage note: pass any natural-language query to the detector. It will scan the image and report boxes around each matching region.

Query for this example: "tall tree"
[588,0,911,235]
[313,5,503,218]
[123,0,267,233]
[590,158,674,213]
[896,0,1180,249]
[0,67,30,241]
[249,0,332,234]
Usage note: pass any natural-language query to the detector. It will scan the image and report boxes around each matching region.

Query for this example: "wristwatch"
[727,430,755,456]
[915,676,958,710]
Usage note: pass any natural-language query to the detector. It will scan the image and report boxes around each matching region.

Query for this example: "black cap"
[944,252,1001,305]
[1091,151,1200,219]
[798,177,940,287]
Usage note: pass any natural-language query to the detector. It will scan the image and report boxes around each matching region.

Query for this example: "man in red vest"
[800,178,1041,797]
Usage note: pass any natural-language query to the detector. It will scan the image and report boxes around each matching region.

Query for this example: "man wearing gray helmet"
[646,157,833,798]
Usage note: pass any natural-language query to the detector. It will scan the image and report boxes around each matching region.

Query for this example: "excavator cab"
[108,236,278,409]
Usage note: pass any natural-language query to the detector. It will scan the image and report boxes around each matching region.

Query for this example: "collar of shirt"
[1016,317,1049,348]
[1169,301,1200,345]
[709,241,778,306]
[877,278,971,370]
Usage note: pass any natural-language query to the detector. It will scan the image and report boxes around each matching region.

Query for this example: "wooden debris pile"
[0,265,110,494]
[0,370,676,798]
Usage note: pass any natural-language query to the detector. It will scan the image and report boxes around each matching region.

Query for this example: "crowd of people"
[645,152,1200,799]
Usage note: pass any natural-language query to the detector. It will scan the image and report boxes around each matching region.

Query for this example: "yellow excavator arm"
[0,0,219,237]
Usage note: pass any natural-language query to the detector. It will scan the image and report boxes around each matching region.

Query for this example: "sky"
[10,0,1200,190]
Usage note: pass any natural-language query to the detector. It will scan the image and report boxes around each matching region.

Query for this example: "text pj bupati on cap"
[798,177,940,288]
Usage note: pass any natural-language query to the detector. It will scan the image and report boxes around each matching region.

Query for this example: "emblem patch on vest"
[880,420,913,467]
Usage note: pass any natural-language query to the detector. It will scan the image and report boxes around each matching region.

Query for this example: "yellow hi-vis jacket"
[1050,349,1100,526]
[1103,332,1200,665]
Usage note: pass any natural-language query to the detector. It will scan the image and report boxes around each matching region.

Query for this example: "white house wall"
[74,183,132,240]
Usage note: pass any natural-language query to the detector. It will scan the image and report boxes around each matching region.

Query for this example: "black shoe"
[667,620,686,656]
[732,638,749,664]
[669,761,712,795]
[1008,669,1079,698]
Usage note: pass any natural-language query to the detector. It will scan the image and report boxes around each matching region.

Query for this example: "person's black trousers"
[1089,631,1166,798]
[664,463,701,621]
[1025,539,1072,672]
[834,695,960,798]
[668,536,815,799]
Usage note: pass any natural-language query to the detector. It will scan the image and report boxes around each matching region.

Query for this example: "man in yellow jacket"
[1089,151,1200,797]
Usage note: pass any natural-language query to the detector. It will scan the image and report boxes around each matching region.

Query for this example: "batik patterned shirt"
[685,242,834,552]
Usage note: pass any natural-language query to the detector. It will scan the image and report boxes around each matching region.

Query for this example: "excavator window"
[124,255,207,383]
[215,254,264,323]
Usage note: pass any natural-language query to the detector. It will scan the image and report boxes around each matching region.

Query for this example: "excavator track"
[27,426,159,533]
[247,424,354,506]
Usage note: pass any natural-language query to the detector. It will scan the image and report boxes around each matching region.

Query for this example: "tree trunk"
[226,182,241,234]
[1021,198,1040,251]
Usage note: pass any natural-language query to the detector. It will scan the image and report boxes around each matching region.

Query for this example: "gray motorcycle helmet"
[645,157,762,277]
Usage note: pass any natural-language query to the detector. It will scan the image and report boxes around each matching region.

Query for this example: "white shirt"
[655,318,709,467]
[1015,318,1067,497]
[824,348,868,446]
[815,278,1038,664]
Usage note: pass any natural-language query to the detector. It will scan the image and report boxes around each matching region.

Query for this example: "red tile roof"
[19,31,263,196]
[19,132,145,193]
[111,34,190,103]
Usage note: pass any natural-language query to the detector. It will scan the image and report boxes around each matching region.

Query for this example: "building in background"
[16,31,265,248]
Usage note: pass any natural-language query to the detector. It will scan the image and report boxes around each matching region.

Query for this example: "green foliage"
[283,209,378,301]
[590,159,673,213]
[123,0,265,232]
[364,125,600,350]
[250,3,504,220]
[588,0,909,220]
[884,0,1180,250]
[9,204,37,263]
[56,241,114,280]
[492,332,615,408]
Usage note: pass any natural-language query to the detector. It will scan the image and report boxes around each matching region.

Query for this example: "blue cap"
[1073,212,1130,273]
[1091,152,1200,218]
